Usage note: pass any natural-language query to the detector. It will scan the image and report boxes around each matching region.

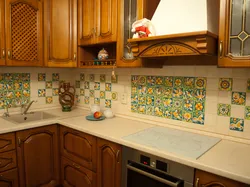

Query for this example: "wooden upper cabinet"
[5,0,43,66]
[0,0,5,66]
[0,133,16,153]
[16,125,60,187]
[44,0,77,67]
[78,0,95,45]
[60,126,97,171]
[0,168,19,187]
[95,0,117,43]
[218,0,250,67]
[97,138,122,187]
[195,169,250,187]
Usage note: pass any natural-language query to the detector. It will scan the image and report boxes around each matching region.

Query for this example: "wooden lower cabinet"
[0,150,17,172]
[16,125,60,187]
[0,168,19,187]
[97,138,122,187]
[61,157,96,187]
[0,133,16,153]
[195,169,250,187]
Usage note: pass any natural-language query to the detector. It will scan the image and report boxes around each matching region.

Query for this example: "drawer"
[0,150,17,172]
[60,126,97,171]
[0,168,19,187]
[0,133,16,153]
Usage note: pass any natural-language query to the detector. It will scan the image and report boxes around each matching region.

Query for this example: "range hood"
[128,0,219,58]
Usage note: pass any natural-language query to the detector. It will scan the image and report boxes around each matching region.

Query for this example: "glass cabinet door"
[219,0,250,67]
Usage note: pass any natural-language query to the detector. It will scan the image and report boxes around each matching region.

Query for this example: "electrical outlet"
[121,93,127,104]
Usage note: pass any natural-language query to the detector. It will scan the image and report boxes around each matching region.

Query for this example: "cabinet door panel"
[0,0,5,65]
[17,125,60,187]
[96,0,117,43]
[97,138,121,187]
[61,157,96,187]
[0,168,19,187]
[60,126,97,171]
[78,0,95,45]
[0,150,17,172]
[5,0,43,66]
[44,0,77,67]
[0,133,16,153]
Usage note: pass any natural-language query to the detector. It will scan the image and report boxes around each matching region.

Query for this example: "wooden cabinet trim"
[0,150,17,173]
[0,0,5,65]
[0,168,19,187]
[0,133,15,153]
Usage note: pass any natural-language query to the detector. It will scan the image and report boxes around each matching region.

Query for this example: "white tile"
[232,68,249,78]
[46,73,52,81]
[205,101,218,114]
[173,66,195,77]
[37,82,45,89]
[232,78,247,92]
[106,92,112,100]
[85,90,89,97]
[100,83,105,91]
[195,66,209,77]
[246,93,250,105]
[228,129,244,138]
[206,78,219,90]
[46,89,52,96]
[215,116,230,135]
[206,66,219,78]
[95,91,100,98]
[53,96,59,104]
[231,105,245,118]
[52,81,59,88]
[206,90,218,102]
[204,114,217,126]
[217,68,233,77]
[218,91,231,104]
[89,82,94,90]
[244,120,250,132]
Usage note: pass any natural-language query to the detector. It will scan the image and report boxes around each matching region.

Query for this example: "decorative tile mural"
[217,104,231,116]
[0,73,31,109]
[131,75,207,125]
[219,78,233,91]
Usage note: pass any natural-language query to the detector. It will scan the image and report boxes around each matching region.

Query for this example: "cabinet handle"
[73,53,76,61]
[18,137,22,147]
[195,178,199,187]
[219,41,223,58]
[73,163,81,169]
[116,150,120,163]
[7,50,12,59]
[2,49,5,59]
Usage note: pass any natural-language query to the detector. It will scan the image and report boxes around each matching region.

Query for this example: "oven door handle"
[127,164,182,187]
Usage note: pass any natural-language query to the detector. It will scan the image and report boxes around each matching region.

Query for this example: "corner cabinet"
[16,125,60,187]
[5,0,43,66]
[0,0,5,66]
[97,138,122,187]
[218,0,250,67]
[44,0,77,68]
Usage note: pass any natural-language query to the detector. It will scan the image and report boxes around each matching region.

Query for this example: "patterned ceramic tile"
[14,91,22,98]
[75,95,80,103]
[219,78,233,91]
[53,88,59,96]
[6,91,14,99]
[138,105,146,114]
[94,82,100,90]
[52,73,59,81]
[163,98,172,108]
[192,112,205,125]
[183,89,194,99]
[164,88,173,98]
[131,104,138,112]
[100,91,105,99]
[172,109,182,120]
[100,74,106,82]
[23,90,30,97]
[46,81,52,89]
[13,73,22,80]
[164,76,173,87]
[173,99,183,109]
[232,92,246,105]
[164,109,172,119]
[38,73,46,81]
[245,106,250,120]
[89,74,95,82]
[38,89,46,97]
[111,75,118,83]
[4,73,13,81]
[195,77,207,89]
[155,76,164,85]
[105,99,112,108]
[174,77,183,87]
[111,92,118,100]
[172,87,184,98]
[154,97,162,106]
[131,75,139,86]
[80,89,85,96]
[0,74,4,81]
[147,76,156,86]
[194,101,205,112]
[147,87,154,95]
[183,111,193,122]
[146,96,154,106]
[22,73,30,81]
[183,99,194,112]
[80,73,85,81]
[105,83,112,91]
[247,79,250,92]
[46,96,53,104]
[94,98,100,104]
[217,104,231,116]
[84,81,90,89]
[138,86,147,95]
[155,86,165,96]
[131,94,138,104]
[23,82,30,89]
[230,117,244,132]
[154,106,164,117]
[146,106,154,115]
[184,77,195,88]
[194,89,206,101]
[84,96,90,104]
[75,81,80,88]
[138,76,146,85]
[89,90,94,98]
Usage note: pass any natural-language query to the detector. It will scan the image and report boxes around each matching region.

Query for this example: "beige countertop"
[0,107,249,185]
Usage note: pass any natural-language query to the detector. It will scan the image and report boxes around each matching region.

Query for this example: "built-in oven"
[122,146,194,187]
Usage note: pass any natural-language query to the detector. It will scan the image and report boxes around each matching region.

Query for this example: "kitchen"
[0,0,250,187]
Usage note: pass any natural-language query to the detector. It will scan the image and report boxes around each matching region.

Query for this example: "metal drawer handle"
[116,150,120,163]
[127,164,181,187]
[219,41,223,58]
[195,178,199,187]
[7,50,12,59]
[73,163,81,169]
[2,49,5,58]
[73,53,76,61]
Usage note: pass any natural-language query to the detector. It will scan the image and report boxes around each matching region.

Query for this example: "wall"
[74,66,250,140]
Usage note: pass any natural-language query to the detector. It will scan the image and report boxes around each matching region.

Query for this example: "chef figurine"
[131,18,156,38]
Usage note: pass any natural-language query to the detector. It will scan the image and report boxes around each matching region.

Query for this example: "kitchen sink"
[1,111,57,124]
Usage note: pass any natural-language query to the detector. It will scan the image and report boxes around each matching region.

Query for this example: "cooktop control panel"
[140,154,168,172]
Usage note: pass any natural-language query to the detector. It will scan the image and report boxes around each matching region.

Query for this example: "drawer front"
[0,133,16,153]
[0,150,17,172]
[60,126,97,171]
[0,168,19,187]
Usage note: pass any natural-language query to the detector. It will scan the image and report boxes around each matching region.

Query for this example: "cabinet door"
[44,0,77,67]
[95,0,118,43]
[97,138,122,187]
[0,168,19,187]
[60,126,97,171]
[61,157,96,187]
[0,0,5,65]
[0,150,17,172]
[78,0,95,45]
[195,169,250,187]
[16,125,60,187]
[218,0,250,67]
[0,133,16,153]
[5,0,43,66]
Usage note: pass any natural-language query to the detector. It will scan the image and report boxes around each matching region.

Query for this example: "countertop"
[0,107,249,184]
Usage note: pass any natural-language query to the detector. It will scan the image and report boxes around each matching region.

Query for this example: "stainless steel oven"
[122,146,194,187]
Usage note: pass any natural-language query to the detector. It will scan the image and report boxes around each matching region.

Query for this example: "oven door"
[126,161,184,187]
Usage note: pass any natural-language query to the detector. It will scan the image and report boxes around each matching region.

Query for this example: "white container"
[90,104,101,114]
[103,109,114,118]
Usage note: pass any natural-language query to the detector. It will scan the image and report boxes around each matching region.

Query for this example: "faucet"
[21,100,37,115]
[2,105,10,117]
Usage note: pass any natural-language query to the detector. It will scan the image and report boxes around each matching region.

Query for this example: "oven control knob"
[150,161,156,168]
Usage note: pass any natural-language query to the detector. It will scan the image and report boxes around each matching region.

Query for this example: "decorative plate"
[86,115,105,121]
